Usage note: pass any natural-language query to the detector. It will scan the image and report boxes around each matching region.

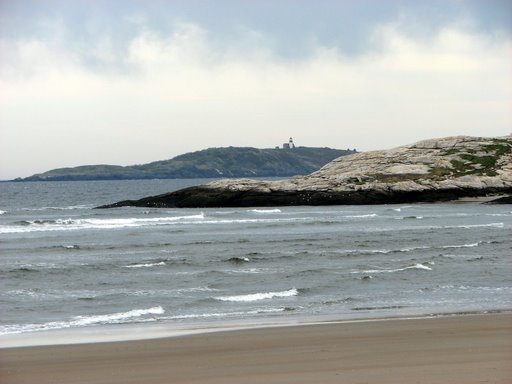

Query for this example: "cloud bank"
[1,15,511,179]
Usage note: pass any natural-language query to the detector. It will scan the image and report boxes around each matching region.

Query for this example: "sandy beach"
[1,313,511,384]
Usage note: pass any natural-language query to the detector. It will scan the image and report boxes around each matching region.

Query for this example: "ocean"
[1,179,511,336]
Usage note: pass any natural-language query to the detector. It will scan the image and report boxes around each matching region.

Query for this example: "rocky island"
[98,136,512,208]
[17,146,352,181]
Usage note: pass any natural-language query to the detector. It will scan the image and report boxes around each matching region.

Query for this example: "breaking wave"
[124,261,166,268]
[0,214,313,234]
[215,288,299,302]
[451,223,504,229]
[0,306,165,335]
[440,242,480,249]
[352,263,433,274]
[249,209,282,213]
[0,213,206,233]
[71,306,165,326]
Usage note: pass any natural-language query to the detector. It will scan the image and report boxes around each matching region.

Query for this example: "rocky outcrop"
[97,136,512,208]
[486,195,512,204]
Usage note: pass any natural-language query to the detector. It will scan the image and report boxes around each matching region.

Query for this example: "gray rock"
[97,136,512,208]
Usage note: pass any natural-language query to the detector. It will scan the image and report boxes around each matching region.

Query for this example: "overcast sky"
[1,0,511,179]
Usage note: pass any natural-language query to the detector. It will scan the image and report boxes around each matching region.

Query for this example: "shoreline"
[1,309,510,348]
[1,312,511,384]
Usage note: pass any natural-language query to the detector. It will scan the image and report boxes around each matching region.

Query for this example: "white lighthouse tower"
[282,137,296,149]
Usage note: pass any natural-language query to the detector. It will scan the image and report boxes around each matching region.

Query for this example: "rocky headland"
[98,136,512,208]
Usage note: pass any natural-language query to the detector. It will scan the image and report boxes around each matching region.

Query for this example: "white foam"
[223,268,265,274]
[354,263,432,274]
[0,306,165,335]
[345,245,431,255]
[213,210,238,215]
[441,242,480,249]
[0,214,313,234]
[454,223,504,229]
[393,206,413,212]
[0,210,6,215]
[201,217,306,225]
[124,261,166,268]
[0,213,206,233]
[249,209,282,213]
[63,245,80,249]
[161,307,287,320]
[72,306,165,326]
[83,213,205,227]
[215,288,299,302]
[367,249,392,254]
[399,246,431,252]
[346,213,378,218]
[411,263,433,271]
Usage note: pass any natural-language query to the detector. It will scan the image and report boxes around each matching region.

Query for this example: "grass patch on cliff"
[428,167,453,179]
[442,148,476,156]
[449,155,498,177]
[482,141,512,157]
[459,154,496,167]
[442,148,459,156]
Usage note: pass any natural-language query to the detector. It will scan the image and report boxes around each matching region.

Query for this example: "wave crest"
[249,209,282,213]
[353,263,432,274]
[215,288,299,302]
[0,306,165,335]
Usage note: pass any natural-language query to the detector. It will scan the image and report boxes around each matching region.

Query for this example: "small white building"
[283,137,295,149]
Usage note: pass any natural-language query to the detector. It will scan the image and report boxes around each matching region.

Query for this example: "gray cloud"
[2,0,510,62]
[1,1,511,179]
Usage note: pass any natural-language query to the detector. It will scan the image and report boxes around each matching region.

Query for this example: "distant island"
[15,143,356,182]
[98,136,512,208]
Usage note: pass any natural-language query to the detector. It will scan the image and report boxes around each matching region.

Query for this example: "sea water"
[0,180,511,336]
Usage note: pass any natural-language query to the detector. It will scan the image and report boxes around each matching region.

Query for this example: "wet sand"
[1,313,511,384]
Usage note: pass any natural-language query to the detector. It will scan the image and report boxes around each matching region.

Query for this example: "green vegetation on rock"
[428,167,453,179]
[18,146,354,181]
[482,140,512,157]
[434,139,511,178]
